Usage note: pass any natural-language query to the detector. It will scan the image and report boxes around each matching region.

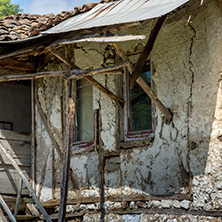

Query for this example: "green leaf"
[0,0,23,19]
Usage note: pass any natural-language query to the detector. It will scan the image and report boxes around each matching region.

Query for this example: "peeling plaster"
[32,0,222,219]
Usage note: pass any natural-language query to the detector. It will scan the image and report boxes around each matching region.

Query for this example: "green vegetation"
[0,0,23,19]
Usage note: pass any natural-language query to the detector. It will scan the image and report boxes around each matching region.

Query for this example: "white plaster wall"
[34,0,222,217]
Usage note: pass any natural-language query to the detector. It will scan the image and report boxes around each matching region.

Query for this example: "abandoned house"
[0,0,221,221]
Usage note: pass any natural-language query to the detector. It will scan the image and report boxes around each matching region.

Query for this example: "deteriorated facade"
[0,0,222,221]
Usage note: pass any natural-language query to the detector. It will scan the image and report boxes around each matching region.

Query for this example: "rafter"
[130,15,167,89]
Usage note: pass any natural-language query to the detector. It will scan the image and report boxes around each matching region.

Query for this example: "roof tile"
[0,0,117,41]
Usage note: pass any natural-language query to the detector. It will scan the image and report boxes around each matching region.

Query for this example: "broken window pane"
[75,79,93,142]
[129,62,152,132]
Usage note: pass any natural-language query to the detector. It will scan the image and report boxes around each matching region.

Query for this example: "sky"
[11,0,100,15]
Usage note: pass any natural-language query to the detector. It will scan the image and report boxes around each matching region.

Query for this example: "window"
[73,79,94,147]
[124,62,153,139]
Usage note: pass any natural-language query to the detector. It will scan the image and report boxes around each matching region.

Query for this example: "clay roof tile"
[0,0,116,41]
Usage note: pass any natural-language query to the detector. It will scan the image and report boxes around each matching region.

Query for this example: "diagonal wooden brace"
[35,98,81,197]
[112,42,172,122]
[49,48,124,107]
[130,15,167,89]
[0,142,52,222]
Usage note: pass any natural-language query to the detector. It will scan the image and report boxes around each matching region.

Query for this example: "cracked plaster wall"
[34,0,222,219]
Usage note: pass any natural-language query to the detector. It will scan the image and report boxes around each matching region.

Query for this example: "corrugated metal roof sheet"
[43,0,189,35]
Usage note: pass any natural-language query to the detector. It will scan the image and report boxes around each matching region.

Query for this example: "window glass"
[129,62,152,132]
[75,79,93,142]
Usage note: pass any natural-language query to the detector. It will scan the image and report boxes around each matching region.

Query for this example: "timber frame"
[0,15,173,221]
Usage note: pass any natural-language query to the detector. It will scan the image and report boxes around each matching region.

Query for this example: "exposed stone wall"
[34,0,222,220]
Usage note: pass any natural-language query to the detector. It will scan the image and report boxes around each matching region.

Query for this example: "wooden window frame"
[72,80,96,149]
[72,111,97,149]
[123,62,155,141]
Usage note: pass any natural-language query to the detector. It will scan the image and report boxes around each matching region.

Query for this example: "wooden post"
[52,146,55,200]
[14,178,23,218]
[97,110,105,222]
[49,48,124,107]
[58,80,76,222]
[31,79,37,192]
[130,15,167,89]
[112,43,173,122]
[0,141,52,222]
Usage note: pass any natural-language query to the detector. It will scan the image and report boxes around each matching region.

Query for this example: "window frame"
[123,62,155,141]
[72,79,96,149]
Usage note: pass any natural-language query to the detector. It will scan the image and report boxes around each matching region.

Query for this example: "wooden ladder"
[0,141,52,222]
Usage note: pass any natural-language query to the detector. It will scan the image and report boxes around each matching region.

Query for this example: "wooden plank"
[26,203,40,217]
[56,34,146,45]
[130,15,167,88]
[16,215,37,220]
[0,140,31,165]
[35,97,81,197]
[0,194,16,222]
[0,136,31,195]
[49,48,124,107]
[58,80,76,222]
[0,141,52,222]
[0,129,30,142]
[112,42,173,122]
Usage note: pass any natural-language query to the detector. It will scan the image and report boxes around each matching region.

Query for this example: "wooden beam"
[85,76,124,107]
[65,62,127,79]
[58,80,76,222]
[0,70,65,82]
[112,43,173,122]
[35,98,81,197]
[130,15,167,89]
[49,48,124,107]
[26,203,40,217]
[0,142,52,222]
[136,77,173,121]
[49,48,79,69]
[0,62,125,82]
[42,193,190,208]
